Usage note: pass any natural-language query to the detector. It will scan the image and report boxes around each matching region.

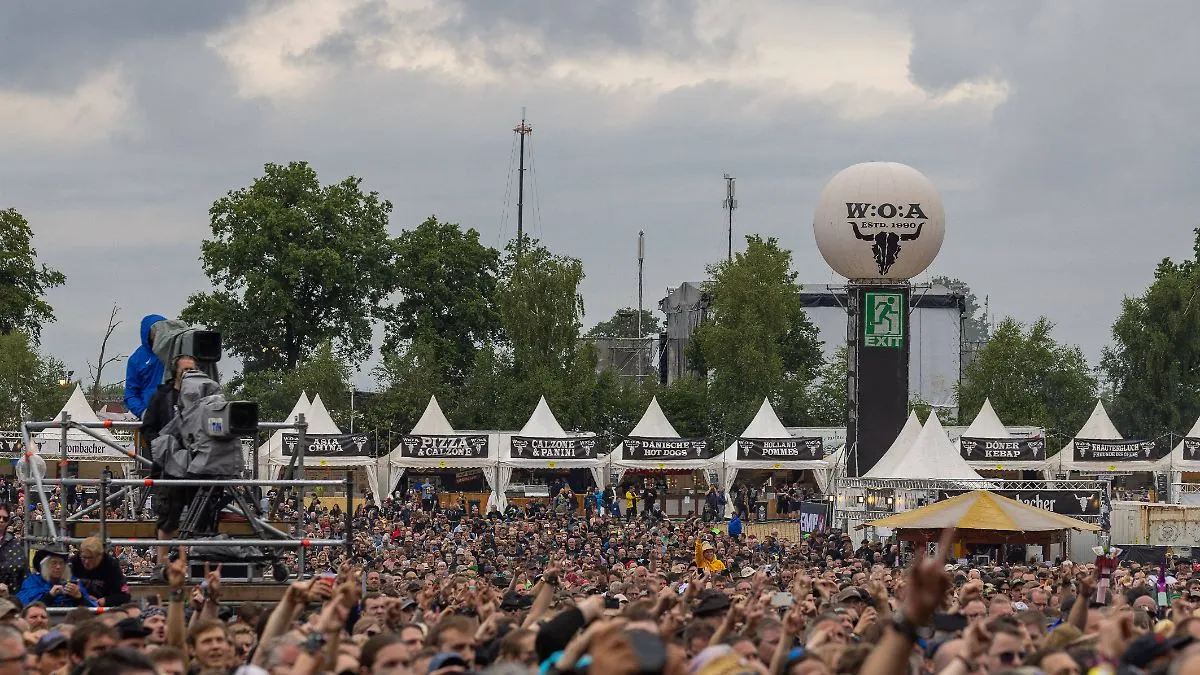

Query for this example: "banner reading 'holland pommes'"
[736,438,824,461]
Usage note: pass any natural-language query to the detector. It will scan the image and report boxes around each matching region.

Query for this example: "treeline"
[3,161,1195,452]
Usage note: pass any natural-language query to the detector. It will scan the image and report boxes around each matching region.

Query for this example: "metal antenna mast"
[638,231,645,379]
[723,173,737,261]
[514,109,533,255]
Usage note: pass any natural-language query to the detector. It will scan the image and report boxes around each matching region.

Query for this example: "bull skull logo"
[853,222,922,275]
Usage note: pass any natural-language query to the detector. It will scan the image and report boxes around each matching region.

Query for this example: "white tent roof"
[411,395,454,435]
[867,413,982,480]
[962,399,1011,439]
[1054,400,1148,472]
[500,396,603,470]
[303,394,342,435]
[709,398,828,491]
[959,399,1049,471]
[518,396,567,437]
[863,412,923,478]
[35,385,129,461]
[629,397,679,437]
[1156,414,1200,472]
[611,397,713,470]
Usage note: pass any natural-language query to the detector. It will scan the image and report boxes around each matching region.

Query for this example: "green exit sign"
[864,292,903,348]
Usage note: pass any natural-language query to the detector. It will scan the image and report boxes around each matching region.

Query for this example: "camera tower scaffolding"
[18,412,353,587]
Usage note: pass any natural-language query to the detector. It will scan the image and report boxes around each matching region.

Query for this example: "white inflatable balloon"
[813,162,945,280]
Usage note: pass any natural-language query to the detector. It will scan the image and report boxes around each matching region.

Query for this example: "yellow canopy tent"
[865,490,1099,548]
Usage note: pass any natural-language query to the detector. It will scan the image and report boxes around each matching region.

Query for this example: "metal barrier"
[18,411,354,583]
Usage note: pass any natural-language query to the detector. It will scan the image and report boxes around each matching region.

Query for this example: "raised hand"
[167,547,188,590]
[903,528,954,626]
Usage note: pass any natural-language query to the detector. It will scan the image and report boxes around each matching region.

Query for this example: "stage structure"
[19,409,350,588]
[813,162,946,476]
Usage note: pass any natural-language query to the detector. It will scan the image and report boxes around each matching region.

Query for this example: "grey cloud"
[0,1,250,92]
[322,0,737,71]
[9,0,1200,385]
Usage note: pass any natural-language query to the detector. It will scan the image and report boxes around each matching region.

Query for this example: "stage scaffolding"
[18,410,353,583]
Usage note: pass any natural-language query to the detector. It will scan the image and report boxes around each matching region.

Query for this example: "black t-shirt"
[70,554,130,606]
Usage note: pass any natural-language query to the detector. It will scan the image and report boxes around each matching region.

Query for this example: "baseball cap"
[34,632,68,655]
[427,652,469,672]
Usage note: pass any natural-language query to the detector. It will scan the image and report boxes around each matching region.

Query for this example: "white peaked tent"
[385,395,501,508]
[262,394,382,500]
[961,398,1048,471]
[862,412,924,479]
[1156,414,1200,473]
[256,392,309,480]
[35,385,131,461]
[499,396,605,493]
[1054,400,1160,472]
[963,399,1009,438]
[610,397,712,476]
[709,398,828,492]
[866,413,983,480]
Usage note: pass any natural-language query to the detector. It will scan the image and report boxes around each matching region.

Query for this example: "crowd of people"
[0,482,1196,675]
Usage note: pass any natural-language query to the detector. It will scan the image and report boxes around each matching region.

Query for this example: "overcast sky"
[4,0,1196,389]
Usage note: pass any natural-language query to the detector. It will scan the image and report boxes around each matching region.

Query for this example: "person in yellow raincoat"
[695,537,726,575]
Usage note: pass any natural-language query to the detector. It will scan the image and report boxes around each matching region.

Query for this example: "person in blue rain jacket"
[123,314,167,418]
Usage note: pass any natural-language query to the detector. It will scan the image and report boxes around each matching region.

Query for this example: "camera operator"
[143,354,196,580]
[124,314,167,419]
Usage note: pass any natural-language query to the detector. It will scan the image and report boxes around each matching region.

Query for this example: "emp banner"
[623,437,711,460]
[1072,438,1165,462]
[938,489,1102,516]
[510,436,599,459]
[736,438,824,461]
[959,436,1046,462]
[398,434,489,459]
[797,501,828,533]
[282,433,371,457]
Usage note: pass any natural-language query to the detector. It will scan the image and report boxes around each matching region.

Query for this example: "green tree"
[496,238,586,374]
[806,346,848,427]
[181,161,400,372]
[932,275,988,344]
[229,342,351,427]
[933,275,989,371]
[656,376,711,438]
[387,216,500,382]
[1102,235,1200,437]
[958,317,1097,450]
[586,308,662,339]
[361,339,452,436]
[0,208,66,340]
[0,332,70,428]
[692,235,824,438]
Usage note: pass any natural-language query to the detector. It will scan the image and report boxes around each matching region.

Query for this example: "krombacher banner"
[959,436,1046,462]
[938,489,1102,516]
[282,433,371,457]
[623,437,711,460]
[1072,438,1165,462]
[398,435,489,459]
[736,438,823,461]
[510,436,598,459]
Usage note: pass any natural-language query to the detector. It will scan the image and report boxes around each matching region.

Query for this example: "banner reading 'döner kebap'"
[959,436,1045,462]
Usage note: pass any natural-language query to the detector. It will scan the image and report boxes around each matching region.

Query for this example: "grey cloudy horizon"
[3,0,1195,391]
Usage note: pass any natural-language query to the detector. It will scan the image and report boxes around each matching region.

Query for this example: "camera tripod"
[178,481,270,541]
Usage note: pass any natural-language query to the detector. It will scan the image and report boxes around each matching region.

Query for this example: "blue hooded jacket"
[123,314,166,418]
